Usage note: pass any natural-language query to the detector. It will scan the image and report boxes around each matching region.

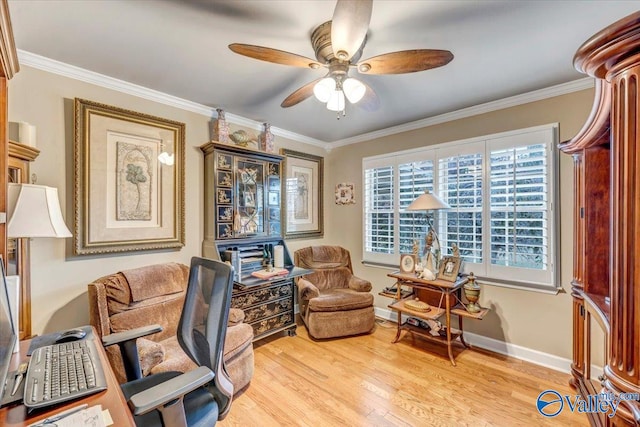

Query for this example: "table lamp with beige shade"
[6,183,72,347]
[406,190,450,274]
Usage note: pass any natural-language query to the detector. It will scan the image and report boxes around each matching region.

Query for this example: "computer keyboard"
[23,340,107,409]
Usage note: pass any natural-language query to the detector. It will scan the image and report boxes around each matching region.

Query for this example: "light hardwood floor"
[221,319,587,426]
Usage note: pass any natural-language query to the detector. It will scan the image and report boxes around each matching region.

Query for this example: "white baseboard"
[374,307,573,374]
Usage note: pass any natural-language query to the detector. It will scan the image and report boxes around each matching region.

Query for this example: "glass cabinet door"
[235,158,264,236]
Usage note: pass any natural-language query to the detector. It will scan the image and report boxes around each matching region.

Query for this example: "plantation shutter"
[363,163,394,260]
[487,128,554,285]
[437,146,484,270]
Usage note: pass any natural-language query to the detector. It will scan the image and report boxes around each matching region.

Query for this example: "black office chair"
[102,257,235,426]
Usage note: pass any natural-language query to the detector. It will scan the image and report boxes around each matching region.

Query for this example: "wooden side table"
[386,271,489,366]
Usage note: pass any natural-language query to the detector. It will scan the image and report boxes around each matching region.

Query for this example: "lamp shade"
[7,183,72,238]
[406,190,451,211]
[313,77,336,103]
[343,77,366,104]
[326,89,345,112]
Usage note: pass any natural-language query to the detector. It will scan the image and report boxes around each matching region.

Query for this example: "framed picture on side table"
[399,254,416,274]
[438,256,461,282]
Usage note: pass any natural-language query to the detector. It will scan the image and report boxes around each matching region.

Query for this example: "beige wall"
[8,64,592,361]
[324,89,595,359]
[8,65,326,334]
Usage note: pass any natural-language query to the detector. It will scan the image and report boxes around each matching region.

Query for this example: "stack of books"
[250,268,288,279]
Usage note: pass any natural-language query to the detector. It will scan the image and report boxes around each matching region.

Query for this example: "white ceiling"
[7,1,640,144]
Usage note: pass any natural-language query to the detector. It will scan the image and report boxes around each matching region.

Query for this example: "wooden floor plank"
[220,319,588,426]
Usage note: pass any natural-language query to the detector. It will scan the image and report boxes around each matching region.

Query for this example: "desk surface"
[0,329,135,427]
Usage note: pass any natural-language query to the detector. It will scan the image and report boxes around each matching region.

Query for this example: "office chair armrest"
[102,324,163,382]
[128,366,215,416]
[348,276,372,292]
[101,324,163,347]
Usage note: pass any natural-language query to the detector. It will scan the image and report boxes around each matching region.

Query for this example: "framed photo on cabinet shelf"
[281,149,323,239]
[73,98,185,255]
[438,256,461,282]
[399,254,416,274]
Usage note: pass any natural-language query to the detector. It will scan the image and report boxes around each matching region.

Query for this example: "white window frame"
[362,124,559,291]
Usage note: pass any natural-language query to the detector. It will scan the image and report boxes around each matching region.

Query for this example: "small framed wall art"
[335,182,355,205]
[399,254,416,274]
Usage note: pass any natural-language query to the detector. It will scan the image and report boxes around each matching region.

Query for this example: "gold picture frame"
[399,254,416,274]
[438,256,462,282]
[73,98,185,255]
[281,149,323,239]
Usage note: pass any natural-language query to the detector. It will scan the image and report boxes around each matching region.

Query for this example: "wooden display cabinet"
[200,142,310,341]
[7,140,39,339]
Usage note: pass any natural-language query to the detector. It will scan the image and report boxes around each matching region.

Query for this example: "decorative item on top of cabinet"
[8,140,40,339]
[212,108,230,143]
[259,122,275,153]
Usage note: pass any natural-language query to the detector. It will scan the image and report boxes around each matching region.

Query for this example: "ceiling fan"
[229,0,453,117]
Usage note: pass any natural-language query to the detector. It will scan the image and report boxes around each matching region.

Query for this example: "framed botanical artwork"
[400,254,416,274]
[438,256,462,282]
[281,149,323,239]
[73,98,185,255]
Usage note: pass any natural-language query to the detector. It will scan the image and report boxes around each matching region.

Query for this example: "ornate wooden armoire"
[560,12,640,426]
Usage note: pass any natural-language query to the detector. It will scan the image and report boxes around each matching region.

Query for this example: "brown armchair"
[88,262,254,393]
[294,246,375,339]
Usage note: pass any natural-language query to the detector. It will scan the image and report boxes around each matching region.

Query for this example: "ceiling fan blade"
[281,78,323,108]
[357,49,454,75]
[229,43,321,69]
[331,0,373,61]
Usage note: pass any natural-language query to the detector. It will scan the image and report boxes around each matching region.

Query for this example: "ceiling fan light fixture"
[326,89,345,111]
[343,77,366,103]
[313,77,336,102]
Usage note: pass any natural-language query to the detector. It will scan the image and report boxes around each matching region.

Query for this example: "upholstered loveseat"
[87,262,254,393]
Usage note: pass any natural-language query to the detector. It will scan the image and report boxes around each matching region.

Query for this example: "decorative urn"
[463,272,481,313]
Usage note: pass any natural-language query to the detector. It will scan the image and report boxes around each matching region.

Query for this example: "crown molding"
[18,49,593,151]
[330,77,595,148]
[17,49,327,149]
